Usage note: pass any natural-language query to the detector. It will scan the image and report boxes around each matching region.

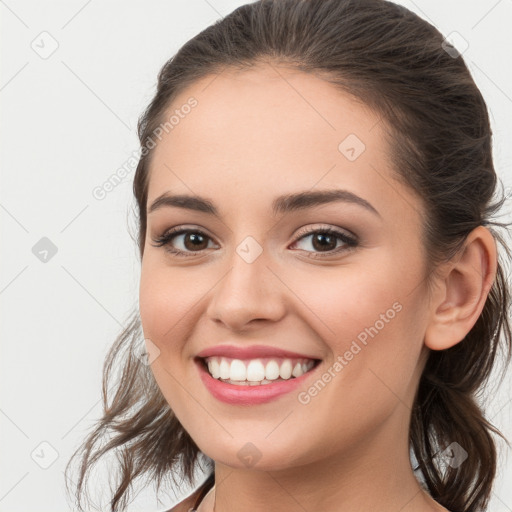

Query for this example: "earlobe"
[424,226,497,351]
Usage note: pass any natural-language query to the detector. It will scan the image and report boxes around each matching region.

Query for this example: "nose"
[206,244,287,332]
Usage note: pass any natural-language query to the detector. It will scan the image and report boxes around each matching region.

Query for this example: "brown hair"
[65,1,512,511]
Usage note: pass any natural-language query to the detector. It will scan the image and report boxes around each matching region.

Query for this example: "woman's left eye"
[290,227,358,256]
[151,226,358,258]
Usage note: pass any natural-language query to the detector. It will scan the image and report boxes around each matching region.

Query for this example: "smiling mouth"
[196,356,322,386]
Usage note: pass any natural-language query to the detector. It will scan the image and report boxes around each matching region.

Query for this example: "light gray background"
[1,1,511,511]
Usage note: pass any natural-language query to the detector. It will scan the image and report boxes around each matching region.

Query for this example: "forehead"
[146,63,418,220]
[158,63,385,159]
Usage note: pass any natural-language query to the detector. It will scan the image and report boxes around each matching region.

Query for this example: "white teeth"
[279,359,293,379]
[265,360,280,380]
[207,359,220,379]
[219,359,230,380]
[230,359,246,381]
[203,356,317,383]
[246,359,266,381]
[292,362,303,378]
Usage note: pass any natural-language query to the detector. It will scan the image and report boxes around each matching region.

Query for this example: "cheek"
[138,260,199,418]
[287,260,408,343]
[138,257,200,356]
[290,255,427,390]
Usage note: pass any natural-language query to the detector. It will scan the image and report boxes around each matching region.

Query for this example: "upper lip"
[195,344,321,360]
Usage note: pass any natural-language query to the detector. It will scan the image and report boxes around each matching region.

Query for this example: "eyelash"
[151,225,358,259]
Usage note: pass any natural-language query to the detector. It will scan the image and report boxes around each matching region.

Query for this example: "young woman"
[66,1,512,511]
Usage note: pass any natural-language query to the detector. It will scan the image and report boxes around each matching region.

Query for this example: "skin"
[138,62,497,512]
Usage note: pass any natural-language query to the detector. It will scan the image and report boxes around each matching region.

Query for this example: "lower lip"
[195,359,320,405]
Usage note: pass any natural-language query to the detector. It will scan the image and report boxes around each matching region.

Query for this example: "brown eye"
[151,228,217,257]
[290,227,358,257]
[182,232,209,251]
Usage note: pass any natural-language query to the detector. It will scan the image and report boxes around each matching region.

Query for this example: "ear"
[424,226,497,351]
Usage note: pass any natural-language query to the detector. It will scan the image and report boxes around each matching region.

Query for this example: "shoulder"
[164,486,203,512]
[163,474,215,512]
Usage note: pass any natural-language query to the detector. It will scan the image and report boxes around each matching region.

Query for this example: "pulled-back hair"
[65,1,512,511]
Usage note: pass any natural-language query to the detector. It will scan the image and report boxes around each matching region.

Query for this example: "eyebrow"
[147,189,381,218]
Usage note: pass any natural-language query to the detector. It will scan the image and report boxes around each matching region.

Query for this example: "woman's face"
[139,63,433,470]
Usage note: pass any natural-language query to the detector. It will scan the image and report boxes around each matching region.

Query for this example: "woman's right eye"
[151,228,218,257]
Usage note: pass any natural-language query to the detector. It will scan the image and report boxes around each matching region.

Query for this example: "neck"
[210,412,445,512]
